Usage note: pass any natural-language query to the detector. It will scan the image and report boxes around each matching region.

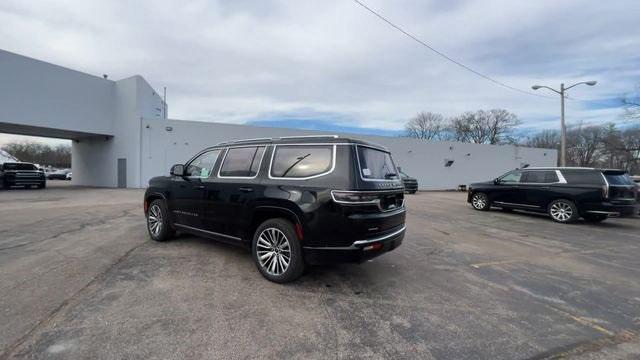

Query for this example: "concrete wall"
[141,119,556,190]
[0,50,165,188]
[0,49,115,137]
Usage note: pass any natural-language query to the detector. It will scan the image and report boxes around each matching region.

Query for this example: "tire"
[471,192,491,211]
[38,182,46,189]
[146,199,174,241]
[548,199,579,224]
[583,214,608,223]
[252,218,305,283]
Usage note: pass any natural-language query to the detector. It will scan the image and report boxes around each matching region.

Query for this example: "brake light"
[331,190,379,204]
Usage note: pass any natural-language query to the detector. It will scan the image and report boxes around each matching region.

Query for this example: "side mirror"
[170,164,184,176]
[493,178,500,185]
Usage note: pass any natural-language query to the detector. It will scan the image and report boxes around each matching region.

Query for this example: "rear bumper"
[303,225,405,265]
[582,203,639,217]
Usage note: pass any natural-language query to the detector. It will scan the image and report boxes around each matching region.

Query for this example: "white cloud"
[0,0,638,145]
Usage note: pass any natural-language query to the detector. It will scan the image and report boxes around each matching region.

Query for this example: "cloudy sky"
[0,0,638,145]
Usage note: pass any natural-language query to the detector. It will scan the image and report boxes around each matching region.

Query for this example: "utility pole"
[532,81,597,166]
[560,83,566,166]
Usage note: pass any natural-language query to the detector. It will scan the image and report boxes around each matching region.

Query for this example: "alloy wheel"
[472,193,487,209]
[550,201,573,222]
[256,227,291,276]
[147,204,163,237]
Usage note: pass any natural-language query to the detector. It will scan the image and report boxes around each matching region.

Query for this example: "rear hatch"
[603,170,638,204]
[328,144,405,244]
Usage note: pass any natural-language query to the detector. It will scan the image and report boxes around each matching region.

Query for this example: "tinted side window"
[522,171,558,183]
[271,145,333,178]
[500,171,522,183]
[185,150,221,178]
[219,146,265,177]
[561,170,604,185]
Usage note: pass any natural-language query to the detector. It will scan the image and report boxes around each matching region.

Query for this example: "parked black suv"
[144,136,406,282]
[1,162,46,189]
[398,168,418,194]
[468,167,639,223]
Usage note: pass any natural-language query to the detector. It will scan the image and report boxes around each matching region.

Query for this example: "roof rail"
[217,137,272,146]
[278,135,339,140]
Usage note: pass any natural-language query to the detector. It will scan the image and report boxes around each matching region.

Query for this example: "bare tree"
[1,142,71,168]
[525,129,560,150]
[404,112,447,140]
[524,123,640,173]
[566,124,605,167]
[450,109,521,144]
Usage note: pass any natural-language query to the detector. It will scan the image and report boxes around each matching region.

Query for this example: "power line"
[351,0,554,100]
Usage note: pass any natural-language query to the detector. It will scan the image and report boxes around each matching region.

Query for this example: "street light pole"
[560,83,566,167]
[531,81,597,167]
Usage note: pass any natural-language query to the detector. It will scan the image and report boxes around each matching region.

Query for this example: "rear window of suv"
[604,173,634,185]
[357,146,399,180]
[270,145,333,178]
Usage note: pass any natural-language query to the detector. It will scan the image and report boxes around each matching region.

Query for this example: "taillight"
[602,185,609,199]
[144,200,149,212]
[331,190,379,204]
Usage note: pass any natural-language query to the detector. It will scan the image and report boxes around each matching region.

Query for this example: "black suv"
[144,136,406,282]
[468,167,639,223]
[398,168,418,194]
[1,162,46,189]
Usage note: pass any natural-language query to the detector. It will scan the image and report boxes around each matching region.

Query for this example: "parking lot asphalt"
[1,183,639,359]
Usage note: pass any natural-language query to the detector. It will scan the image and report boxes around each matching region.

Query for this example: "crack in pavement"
[0,208,141,252]
[527,330,639,360]
[0,240,149,360]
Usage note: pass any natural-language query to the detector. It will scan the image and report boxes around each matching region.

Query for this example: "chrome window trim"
[501,169,567,185]
[279,135,339,139]
[600,172,610,199]
[268,144,337,180]
[217,145,267,179]
[355,144,400,182]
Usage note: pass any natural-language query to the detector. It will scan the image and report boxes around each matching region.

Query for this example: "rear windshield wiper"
[384,172,397,179]
[281,154,311,177]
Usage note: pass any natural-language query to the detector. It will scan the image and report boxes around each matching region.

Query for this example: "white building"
[0,49,556,190]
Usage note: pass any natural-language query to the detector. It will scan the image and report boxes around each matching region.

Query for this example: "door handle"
[239,186,254,193]
[540,186,550,190]
[193,185,205,190]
